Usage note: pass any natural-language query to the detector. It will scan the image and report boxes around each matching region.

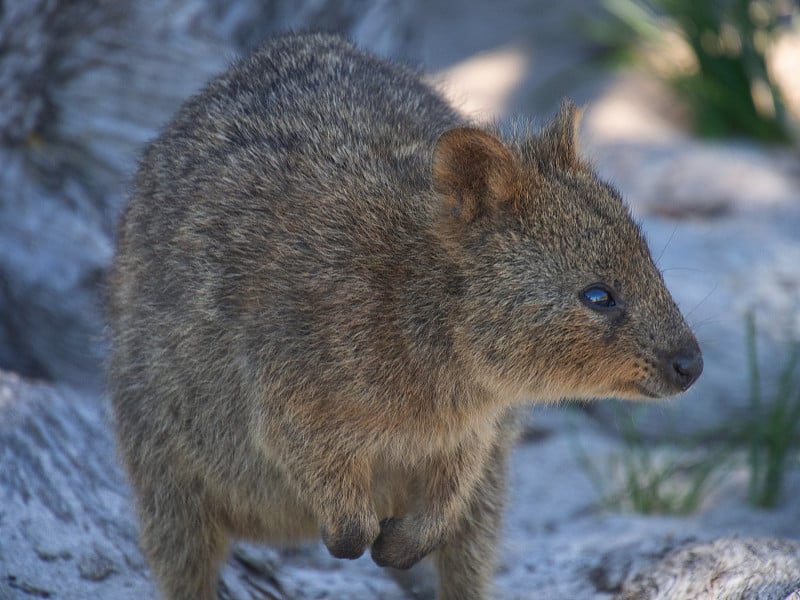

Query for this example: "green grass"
[743,312,800,508]
[575,313,800,515]
[572,406,724,515]
[593,0,795,142]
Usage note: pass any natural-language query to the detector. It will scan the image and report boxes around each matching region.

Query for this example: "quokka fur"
[107,32,702,600]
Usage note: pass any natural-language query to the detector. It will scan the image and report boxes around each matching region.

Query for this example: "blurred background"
[1,1,800,597]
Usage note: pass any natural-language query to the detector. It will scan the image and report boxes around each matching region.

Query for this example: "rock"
[0,371,154,599]
[615,537,800,600]
[203,0,423,58]
[489,406,800,599]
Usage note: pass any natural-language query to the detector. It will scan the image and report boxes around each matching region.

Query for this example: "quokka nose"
[667,343,703,391]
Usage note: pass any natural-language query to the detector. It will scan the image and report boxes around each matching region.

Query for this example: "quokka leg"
[135,477,229,600]
[435,418,517,600]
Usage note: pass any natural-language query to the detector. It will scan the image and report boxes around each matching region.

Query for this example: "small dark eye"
[582,285,616,309]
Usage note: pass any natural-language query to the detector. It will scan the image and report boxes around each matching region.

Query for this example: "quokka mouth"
[631,376,697,400]
[632,382,662,399]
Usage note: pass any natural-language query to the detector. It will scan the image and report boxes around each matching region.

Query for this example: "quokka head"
[431,100,702,403]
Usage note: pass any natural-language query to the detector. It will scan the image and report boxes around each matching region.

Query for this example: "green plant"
[584,0,663,64]
[744,312,800,508]
[573,405,724,514]
[574,313,800,513]
[597,0,795,142]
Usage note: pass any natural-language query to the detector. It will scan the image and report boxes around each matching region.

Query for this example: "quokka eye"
[581,285,617,310]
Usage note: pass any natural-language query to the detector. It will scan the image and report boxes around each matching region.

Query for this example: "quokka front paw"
[321,513,380,560]
[370,517,442,570]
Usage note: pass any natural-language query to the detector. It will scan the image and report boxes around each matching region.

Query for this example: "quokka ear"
[432,127,522,223]
[539,99,585,170]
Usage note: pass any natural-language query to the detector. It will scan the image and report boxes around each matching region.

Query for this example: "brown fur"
[107,32,702,600]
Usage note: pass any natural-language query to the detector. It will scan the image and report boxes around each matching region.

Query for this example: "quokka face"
[430,109,702,406]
